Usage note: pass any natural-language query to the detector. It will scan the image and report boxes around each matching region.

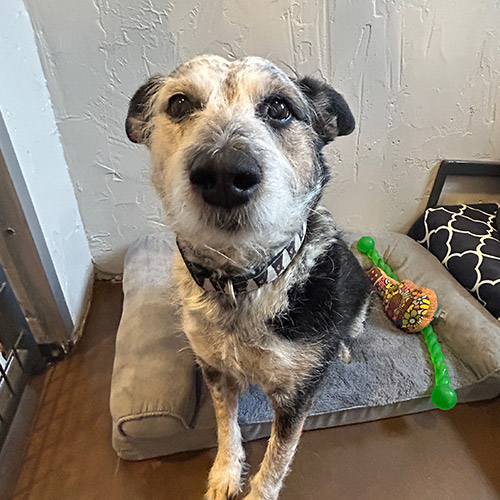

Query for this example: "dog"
[126,55,371,500]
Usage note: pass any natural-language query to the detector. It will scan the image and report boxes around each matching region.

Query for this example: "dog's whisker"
[203,245,240,266]
[309,207,332,223]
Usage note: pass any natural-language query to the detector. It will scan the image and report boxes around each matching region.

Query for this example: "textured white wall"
[1,0,93,327]
[24,0,500,274]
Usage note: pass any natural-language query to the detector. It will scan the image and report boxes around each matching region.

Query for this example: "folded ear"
[297,77,355,144]
[125,75,164,144]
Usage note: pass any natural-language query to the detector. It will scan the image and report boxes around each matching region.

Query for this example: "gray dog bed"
[110,231,500,460]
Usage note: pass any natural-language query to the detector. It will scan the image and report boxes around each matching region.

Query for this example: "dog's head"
[126,55,354,251]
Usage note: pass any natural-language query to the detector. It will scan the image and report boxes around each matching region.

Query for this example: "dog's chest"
[177,271,320,391]
[186,316,320,392]
[191,326,299,387]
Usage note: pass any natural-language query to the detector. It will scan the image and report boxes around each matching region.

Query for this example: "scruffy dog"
[126,55,370,500]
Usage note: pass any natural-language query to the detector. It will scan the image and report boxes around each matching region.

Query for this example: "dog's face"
[126,55,354,251]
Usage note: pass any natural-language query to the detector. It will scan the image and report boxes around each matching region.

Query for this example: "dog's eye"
[167,94,194,119]
[266,98,291,122]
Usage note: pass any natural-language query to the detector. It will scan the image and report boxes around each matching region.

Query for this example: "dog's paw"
[242,491,276,500]
[205,474,241,500]
[242,475,279,500]
[205,484,239,500]
[205,452,245,500]
[241,493,260,500]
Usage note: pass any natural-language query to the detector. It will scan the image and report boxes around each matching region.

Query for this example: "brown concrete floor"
[4,282,500,500]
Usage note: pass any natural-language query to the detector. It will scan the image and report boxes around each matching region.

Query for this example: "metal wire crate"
[0,264,45,449]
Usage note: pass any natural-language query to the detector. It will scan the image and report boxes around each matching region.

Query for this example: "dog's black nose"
[189,151,261,208]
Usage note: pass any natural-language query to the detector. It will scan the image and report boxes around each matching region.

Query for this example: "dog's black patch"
[125,75,163,144]
[201,364,223,386]
[268,235,370,355]
[298,77,355,143]
[273,395,313,440]
[271,364,327,438]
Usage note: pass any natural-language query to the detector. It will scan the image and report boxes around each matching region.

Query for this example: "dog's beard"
[167,192,256,236]
[168,194,311,272]
[200,204,252,233]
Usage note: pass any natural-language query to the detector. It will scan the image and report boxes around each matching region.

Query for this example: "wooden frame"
[426,160,500,209]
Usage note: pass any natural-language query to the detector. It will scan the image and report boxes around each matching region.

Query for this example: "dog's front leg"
[243,392,313,500]
[202,364,245,500]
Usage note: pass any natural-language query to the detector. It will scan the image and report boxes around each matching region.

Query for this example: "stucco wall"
[25,0,500,274]
[1,0,93,327]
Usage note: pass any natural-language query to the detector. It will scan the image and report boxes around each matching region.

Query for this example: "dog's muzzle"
[189,149,261,209]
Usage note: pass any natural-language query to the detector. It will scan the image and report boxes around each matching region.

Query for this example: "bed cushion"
[110,230,500,460]
[110,234,198,440]
[408,203,500,320]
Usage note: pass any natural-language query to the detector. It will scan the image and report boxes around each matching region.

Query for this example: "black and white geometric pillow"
[408,204,500,321]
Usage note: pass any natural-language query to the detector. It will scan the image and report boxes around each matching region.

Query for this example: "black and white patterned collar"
[177,222,307,304]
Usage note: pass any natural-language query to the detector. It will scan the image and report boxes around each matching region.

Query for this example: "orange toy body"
[367,267,438,332]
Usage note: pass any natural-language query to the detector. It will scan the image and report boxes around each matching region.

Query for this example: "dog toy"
[366,267,438,332]
[357,236,458,410]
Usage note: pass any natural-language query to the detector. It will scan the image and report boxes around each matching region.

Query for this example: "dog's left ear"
[125,75,164,145]
[297,77,355,144]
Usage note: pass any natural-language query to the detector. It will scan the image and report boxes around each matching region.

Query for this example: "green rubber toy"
[357,236,458,411]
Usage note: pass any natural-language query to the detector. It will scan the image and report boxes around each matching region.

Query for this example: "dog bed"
[110,230,500,460]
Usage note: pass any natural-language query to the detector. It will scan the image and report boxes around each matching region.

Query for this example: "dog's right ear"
[125,75,164,144]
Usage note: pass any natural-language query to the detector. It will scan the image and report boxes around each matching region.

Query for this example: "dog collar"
[177,222,307,303]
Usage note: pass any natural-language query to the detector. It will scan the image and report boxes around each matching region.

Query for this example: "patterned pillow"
[408,204,500,321]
